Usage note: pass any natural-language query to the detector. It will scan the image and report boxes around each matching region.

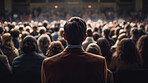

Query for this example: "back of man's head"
[103,28,110,37]
[64,17,86,45]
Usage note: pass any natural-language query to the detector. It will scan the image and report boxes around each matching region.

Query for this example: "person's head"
[109,28,115,38]
[86,43,102,55]
[33,26,38,31]
[86,28,93,37]
[39,27,46,35]
[137,35,148,67]
[114,27,120,37]
[93,27,98,32]
[21,36,41,53]
[37,34,51,55]
[64,17,86,45]
[46,41,64,57]
[96,38,112,64]
[138,28,145,38]
[102,28,110,37]
[54,23,60,32]
[1,33,15,49]
[10,29,20,39]
[58,39,67,48]
[124,24,131,37]
[130,28,139,37]
[139,24,145,31]
[116,38,142,64]
[93,32,101,41]
[43,22,48,28]
[21,31,29,40]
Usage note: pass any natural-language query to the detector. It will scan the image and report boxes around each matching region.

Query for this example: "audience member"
[137,35,148,68]
[86,43,114,83]
[12,36,46,83]
[130,28,139,43]
[0,48,13,83]
[82,28,96,50]
[86,43,102,55]
[37,34,51,56]
[1,33,19,65]
[46,41,64,57]
[96,38,112,66]
[102,28,115,46]
[41,17,107,83]
[109,38,143,72]
[51,23,60,41]
[10,29,20,49]
[93,32,101,41]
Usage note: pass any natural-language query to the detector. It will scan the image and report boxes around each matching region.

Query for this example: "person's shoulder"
[84,52,106,63]
[43,52,63,64]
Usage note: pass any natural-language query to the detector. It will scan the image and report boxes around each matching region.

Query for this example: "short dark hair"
[10,29,19,38]
[87,29,93,37]
[103,28,110,37]
[64,17,86,45]
[130,28,139,37]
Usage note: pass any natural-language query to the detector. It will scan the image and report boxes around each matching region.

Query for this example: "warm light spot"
[55,5,58,9]
[88,5,92,8]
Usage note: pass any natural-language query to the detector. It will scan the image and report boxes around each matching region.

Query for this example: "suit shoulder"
[43,52,63,64]
[85,52,106,62]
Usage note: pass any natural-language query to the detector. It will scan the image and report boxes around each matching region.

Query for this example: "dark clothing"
[12,52,46,83]
[0,55,13,83]
[41,48,107,83]
[106,37,115,46]
[12,38,19,49]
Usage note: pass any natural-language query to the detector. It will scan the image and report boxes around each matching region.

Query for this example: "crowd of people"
[1,8,148,23]
[0,12,148,83]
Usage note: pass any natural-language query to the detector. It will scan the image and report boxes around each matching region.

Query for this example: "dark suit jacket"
[41,48,107,83]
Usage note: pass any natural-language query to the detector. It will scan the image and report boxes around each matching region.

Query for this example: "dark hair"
[10,29,19,38]
[137,35,148,68]
[93,32,100,41]
[138,28,145,38]
[21,36,41,53]
[64,17,86,45]
[139,25,145,31]
[96,38,112,65]
[43,23,48,28]
[87,29,93,37]
[58,39,67,48]
[130,28,139,37]
[93,27,98,32]
[116,38,142,64]
[0,27,3,35]
[114,27,120,37]
[103,28,110,37]
[54,23,60,32]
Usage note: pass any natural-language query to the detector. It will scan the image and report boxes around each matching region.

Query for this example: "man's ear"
[64,33,67,40]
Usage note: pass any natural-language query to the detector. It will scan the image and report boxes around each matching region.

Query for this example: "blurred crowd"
[0,8,148,23]
[0,9,148,83]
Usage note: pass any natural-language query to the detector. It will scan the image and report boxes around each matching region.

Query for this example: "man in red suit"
[41,17,107,83]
